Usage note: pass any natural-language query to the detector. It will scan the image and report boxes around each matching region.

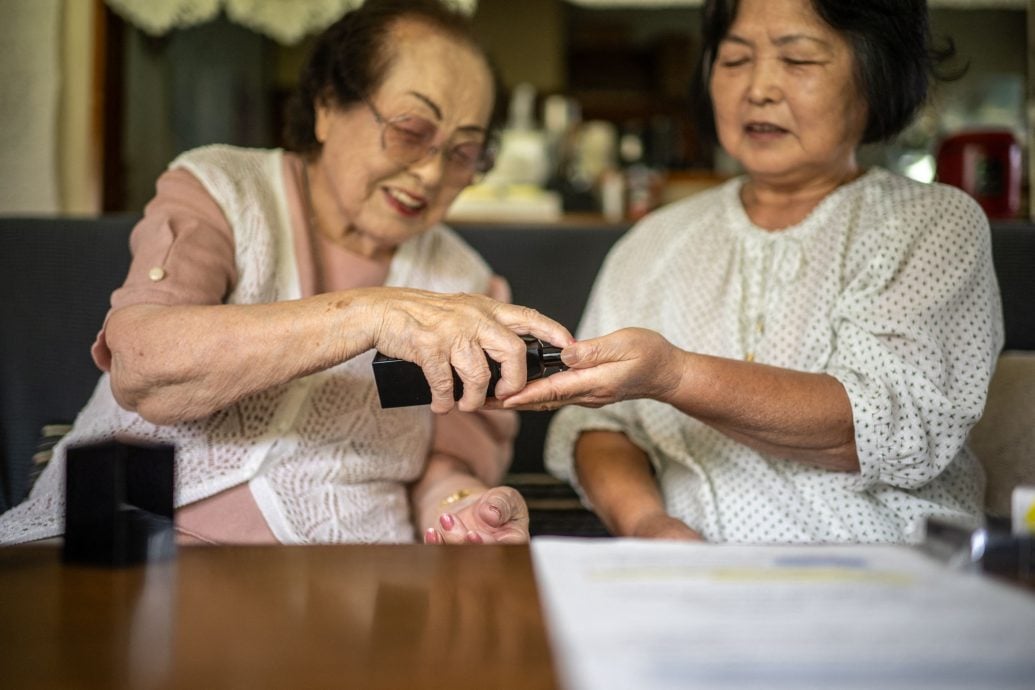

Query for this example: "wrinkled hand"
[423,486,529,545]
[628,510,702,541]
[498,327,683,411]
[368,288,573,413]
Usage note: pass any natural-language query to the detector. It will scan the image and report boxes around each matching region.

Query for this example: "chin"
[738,154,801,178]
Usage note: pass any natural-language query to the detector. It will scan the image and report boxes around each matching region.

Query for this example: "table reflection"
[1,544,556,690]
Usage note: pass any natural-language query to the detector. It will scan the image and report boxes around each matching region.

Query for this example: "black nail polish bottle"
[372,335,565,408]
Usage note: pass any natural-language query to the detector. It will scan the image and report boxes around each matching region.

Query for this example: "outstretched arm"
[503,328,858,472]
[107,290,572,424]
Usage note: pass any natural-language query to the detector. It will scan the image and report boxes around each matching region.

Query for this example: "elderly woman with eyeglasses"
[0,0,572,547]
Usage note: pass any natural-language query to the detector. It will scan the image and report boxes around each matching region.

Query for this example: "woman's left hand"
[498,327,685,411]
[423,486,529,545]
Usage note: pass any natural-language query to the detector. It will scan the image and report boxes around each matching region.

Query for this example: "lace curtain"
[105,0,478,45]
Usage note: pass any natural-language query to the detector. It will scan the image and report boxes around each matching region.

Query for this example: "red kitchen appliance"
[936,129,1021,219]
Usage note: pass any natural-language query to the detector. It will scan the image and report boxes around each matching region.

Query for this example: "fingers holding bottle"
[501,327,686,410]
[366,288,572,411]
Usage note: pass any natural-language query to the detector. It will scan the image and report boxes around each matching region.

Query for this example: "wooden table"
[0,544,558,690]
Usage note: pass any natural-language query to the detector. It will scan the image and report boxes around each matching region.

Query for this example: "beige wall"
[0,0,99,215]
[59,0,100,215]
[0,0,61,214]
[472,0,565,94]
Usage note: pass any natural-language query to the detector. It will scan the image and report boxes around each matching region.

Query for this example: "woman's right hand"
[499,327,684,411]
[362,288,573,413]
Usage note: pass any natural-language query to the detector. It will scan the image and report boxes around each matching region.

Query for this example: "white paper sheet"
[531,538,1035,690]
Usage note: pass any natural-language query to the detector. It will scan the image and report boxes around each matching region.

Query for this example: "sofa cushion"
[968,351,1035,517]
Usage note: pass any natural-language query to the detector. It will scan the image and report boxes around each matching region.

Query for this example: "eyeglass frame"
[364,99,497,183]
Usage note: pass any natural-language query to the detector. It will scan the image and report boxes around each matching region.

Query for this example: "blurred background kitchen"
[1,0,1030,222]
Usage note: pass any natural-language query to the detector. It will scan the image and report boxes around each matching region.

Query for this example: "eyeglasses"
[366,100,495,183]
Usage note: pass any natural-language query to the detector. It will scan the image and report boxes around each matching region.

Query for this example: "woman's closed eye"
[718,57,751,68]
[389,116,438,146]
[782,57,825,67]
[446,141,484,166]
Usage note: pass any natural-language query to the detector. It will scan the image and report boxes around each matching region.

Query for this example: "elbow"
[826,421,861,472]
[826,440,861,473]
[130,397,185,427]
[822,406,860,472]
[109,363,195,426]
[108,362,146,414]
[105,308,216,425]
[108,373,167,425]
[802,430,859,473]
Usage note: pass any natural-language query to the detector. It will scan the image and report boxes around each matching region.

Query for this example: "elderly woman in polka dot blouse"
[502,0,1003,544]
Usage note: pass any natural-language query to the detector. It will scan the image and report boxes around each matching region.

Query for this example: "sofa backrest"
[988,223,1035,351]
[0,216,136,512]
[454,223,628,474]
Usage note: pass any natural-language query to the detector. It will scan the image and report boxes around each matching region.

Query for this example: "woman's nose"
[746,59,782,105]
[407,146,448,186]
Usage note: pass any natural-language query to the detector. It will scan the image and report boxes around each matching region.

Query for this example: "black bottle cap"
[540,344,565,369]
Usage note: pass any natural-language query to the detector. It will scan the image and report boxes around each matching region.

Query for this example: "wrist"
[340,287,382,354]
[617,505,670,538]
[627,508,670,537]
[415,474,487,531]
[655,345,690,405]
[439,487,482,510]
[591,485,667,537]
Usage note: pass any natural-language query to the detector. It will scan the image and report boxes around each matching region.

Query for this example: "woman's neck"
[740,164,863,231]
[302,159,394,263]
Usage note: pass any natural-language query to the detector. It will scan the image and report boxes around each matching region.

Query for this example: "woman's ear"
[314,102,330,144]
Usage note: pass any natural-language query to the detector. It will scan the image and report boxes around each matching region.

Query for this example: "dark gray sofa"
[1,216,1032,529]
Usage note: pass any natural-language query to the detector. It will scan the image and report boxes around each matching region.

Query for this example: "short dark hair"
[690,0,962,145]
[283,0,505,156]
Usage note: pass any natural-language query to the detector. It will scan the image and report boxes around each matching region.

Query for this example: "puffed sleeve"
[828,185,1003,491]
[91,168,237,371]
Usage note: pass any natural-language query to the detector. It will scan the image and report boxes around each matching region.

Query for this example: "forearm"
[106,290,382,423]
[666,351,858,471]
[409,454,489,535]
[573,430,668,537]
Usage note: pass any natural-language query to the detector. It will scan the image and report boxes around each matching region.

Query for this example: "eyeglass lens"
[381,115,492,180]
